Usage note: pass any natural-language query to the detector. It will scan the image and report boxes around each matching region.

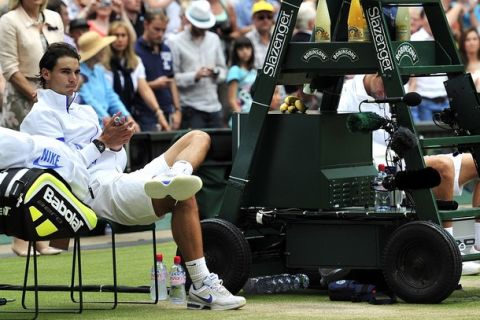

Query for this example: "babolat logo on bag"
[0,168,97,240]
[37,186,86,233]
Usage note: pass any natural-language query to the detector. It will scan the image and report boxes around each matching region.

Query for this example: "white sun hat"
[185,0,216,29]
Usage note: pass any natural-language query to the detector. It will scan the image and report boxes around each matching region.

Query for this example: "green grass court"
[0,239,479,320]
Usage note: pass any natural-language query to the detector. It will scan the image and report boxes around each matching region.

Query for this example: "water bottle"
[104,223,112,235]
[150,253,168,301]
[374,164,390,212]
[169,256,186,304]
[242,274,309,294]
[385,165,404,210]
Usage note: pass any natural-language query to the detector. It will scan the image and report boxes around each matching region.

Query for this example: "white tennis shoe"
[144,173,202,201]
[187,273,246,310]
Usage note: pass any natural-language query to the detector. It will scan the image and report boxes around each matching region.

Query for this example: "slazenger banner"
[367,6,395,73]
[263,9,295,77]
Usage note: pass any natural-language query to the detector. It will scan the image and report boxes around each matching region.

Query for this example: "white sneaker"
[470,246,480,255]
[144,174,202,201]
[462,261,480,276]
[188,273,246,310]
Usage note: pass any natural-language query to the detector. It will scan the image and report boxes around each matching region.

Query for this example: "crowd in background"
[3,0,479,134]
[0,0,285,134]
[1,0,480,255]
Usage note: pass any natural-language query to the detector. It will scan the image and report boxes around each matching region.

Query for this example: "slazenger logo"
[43,187,84,232]
[331,48,358,62]
[33,148,63,169]
[263,10,293,77]
[367,6,394,73]
[395,42,419,65]
[302,48,328,62]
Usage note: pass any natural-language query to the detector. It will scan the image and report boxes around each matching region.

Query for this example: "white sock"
[185,257,210,289]
[444,227,454,237]
[171,160,193,176]
[475,222,480,250]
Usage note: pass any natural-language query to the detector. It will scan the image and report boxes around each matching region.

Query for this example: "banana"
[294,100,306,113]
[280,103,289,113]
[284,96,298,105]
[287,105,297,113]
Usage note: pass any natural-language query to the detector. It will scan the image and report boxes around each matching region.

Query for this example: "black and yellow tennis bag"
[0,168,97,240]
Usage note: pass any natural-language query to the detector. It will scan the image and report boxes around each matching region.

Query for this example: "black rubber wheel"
[177,218,251,294]
[382,221,462,303]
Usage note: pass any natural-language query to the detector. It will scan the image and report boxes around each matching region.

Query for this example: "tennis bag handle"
[0,168,97,240]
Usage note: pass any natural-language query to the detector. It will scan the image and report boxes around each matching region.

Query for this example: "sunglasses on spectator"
[256,14,273,21]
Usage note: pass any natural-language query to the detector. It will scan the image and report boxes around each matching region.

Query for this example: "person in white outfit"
[338,73,480,275]
[0,127,89,199]
[19,42,246,311]
[338,73,389,166]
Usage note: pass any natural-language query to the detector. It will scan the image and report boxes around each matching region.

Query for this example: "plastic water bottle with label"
[150,253,168,301]
[169,256,186,304]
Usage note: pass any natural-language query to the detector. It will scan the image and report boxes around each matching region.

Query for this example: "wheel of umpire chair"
[177,218,251,294]
[382,221,462,303]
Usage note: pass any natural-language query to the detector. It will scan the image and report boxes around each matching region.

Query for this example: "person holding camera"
[88,0,130,37]
[169,0,227,129]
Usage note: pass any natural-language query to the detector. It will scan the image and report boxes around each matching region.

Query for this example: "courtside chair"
[0,168,98,319]
[69,218,160,309]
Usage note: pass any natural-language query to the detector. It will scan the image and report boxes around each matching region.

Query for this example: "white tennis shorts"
[86,154,170,226]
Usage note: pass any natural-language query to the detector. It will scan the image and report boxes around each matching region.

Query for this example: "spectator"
[459,27,480,91]
[88,0,114,36]
[246,1,274,70]
[233,0,278,35]
[409,7,423,34]
[460,0,479,30]
[0,0,64,130]
[408,10,449,122]
[0,0,64,256]
[69,18,90,48]
[104,20,170,131]
[77,31,139,130]
[208,0,239,60]
[442,0,466,42]
[227,36,256,125]
[291,1,315,42]
[88,0,131,37]
[143,0,182,40]
[65,0,98,20]
[169,0,227,129]
[47,0,76,47]
[122,0,144,37]
[135,10,181,130]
